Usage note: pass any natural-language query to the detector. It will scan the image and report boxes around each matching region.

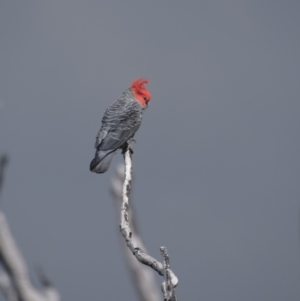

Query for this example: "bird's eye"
[143,97,147,101]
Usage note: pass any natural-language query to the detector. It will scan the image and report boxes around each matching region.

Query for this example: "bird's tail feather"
[90,150,117,173]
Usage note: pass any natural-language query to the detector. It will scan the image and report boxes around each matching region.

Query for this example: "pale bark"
[119,147,178,301]
[111,164,161,301]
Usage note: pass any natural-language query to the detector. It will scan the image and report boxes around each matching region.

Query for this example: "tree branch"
[0,211,60,301]
[0,156,60,301]
[111,164,161,301]
[119,147,178,300]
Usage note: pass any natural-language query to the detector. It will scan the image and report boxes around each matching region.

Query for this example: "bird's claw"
[122,140,134,155]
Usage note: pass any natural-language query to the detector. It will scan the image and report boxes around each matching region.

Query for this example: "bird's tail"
[90,150,117,173]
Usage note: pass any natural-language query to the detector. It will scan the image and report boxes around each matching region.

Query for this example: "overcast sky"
[0,1,300,300]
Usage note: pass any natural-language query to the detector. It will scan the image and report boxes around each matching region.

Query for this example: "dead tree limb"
[111,164,161,301]
[0,156,60,301]
[119,146,178,301]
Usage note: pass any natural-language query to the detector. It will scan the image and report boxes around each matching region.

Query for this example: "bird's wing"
[95,99,143,152]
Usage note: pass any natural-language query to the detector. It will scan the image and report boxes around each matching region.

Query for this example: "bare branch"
[0,211,60,301]
[111,164,161,301]
[0,155,60,301]
[119,147,178,300]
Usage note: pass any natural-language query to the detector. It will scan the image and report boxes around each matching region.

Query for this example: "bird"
[90,78,151,173]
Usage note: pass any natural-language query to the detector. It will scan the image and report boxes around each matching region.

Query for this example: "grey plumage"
[90,88,145,173]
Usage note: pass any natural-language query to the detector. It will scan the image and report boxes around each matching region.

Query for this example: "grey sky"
[0,1,300,300]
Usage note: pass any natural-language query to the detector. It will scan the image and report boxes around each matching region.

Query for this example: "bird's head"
[131,78,151,108]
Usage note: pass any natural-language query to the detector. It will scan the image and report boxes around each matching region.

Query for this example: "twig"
[0,155,8,196]
[120,146,178,300]
[160,247,177,301]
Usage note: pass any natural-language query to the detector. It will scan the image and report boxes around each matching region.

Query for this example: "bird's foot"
[122,140,134,155]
